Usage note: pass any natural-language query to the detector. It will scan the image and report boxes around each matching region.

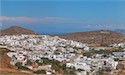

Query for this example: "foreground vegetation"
[0,48,10,55]
[83,48,123,57]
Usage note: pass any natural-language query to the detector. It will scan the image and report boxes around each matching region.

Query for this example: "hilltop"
[57,30,125,44]
[0,26,36,36]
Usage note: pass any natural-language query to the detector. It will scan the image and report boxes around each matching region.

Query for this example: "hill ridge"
[57,30,125,44]
[0,26,36,36]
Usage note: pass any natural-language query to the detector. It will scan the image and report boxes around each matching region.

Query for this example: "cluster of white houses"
[0,34,125,75]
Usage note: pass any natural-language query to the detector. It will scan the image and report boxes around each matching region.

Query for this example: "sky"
[0,0,125,34]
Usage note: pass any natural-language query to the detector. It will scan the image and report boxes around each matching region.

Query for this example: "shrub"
[83,50,112,57]
[62,64,66,70]
[0,49,10,55]
[19,66,31,71]
[100,44,109,47]
[97,71,106,75]
[26,60,32,65]
[34,70,46,74]
[41,57,51,64]
[15,62,22,68]
[64,70,76,75]
[16,62,31,71]
[54,50,60,55]
[36,60,43,65]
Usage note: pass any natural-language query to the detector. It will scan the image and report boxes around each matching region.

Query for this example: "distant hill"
[115,29,125,35]
[0,26,36,36]
[57,30,125,44]
[1,26,125,44]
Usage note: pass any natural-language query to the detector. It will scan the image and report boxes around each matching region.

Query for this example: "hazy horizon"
[0,0,125,34]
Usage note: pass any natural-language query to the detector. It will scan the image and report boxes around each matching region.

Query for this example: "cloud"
[0,16,42,23]
[1,16,124,30]
[0,16,89,23]
[86,24,125,30]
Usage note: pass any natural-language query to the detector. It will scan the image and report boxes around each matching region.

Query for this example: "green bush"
[54,50,60,55]
[36,60,43,65]
[64,70,76,75]
[34,70,46,74]
[0,49,10,55]
[97,71,106,75]
[15,62,22,68]
[16,62,31,71]
[100,44,109,47]
[41,57,51,64]
[19,66,31,71]
[83,52,92,57]
[83,50,113,57]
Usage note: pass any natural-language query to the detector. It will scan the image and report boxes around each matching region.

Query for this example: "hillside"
[58,30,125,44]
[0,26,36,36]
[0,48,32,75]
[1,26,125,44]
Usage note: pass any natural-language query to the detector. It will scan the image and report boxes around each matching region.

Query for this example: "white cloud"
[1,16,124,30]
[0,16,42,22]
[86,24,125,30]
[0,16,89,23]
